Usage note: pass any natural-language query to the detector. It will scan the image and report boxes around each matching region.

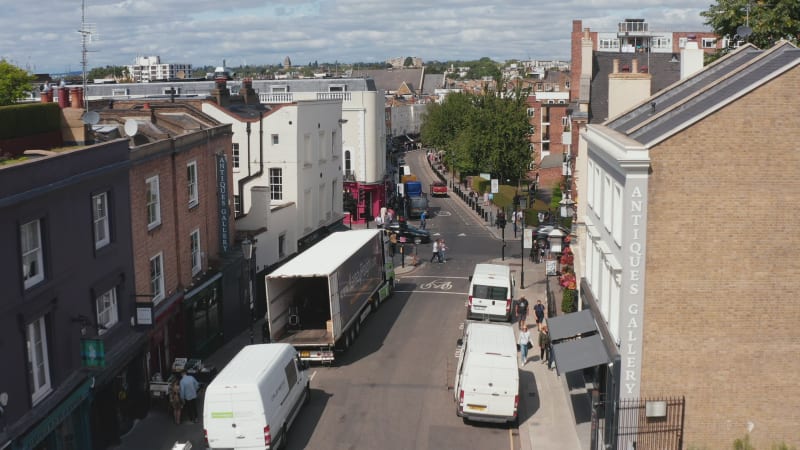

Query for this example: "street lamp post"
[520,214,526,289]
[242,239,255,344]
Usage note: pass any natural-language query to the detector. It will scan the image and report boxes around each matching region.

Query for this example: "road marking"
[458,233,466,236]
[399,275,470,279]
[418,279,453,290]
[435,211,452,216]
[394,290,468,296]
[310,371,317,381]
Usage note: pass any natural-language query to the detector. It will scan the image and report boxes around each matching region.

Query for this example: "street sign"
[491,179,499,193]
[523,228,533,249]
[545,259,557,276]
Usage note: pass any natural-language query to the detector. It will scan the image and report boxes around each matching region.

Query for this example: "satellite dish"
[82,110,100,125]
[737,25,752,39]
[124,119,139,137]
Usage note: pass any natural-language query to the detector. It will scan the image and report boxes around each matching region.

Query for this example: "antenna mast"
[79,0,97,111]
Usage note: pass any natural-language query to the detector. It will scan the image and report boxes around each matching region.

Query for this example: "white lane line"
[400,275,470,279]
[394,290,469,296]
[309,371,317,381]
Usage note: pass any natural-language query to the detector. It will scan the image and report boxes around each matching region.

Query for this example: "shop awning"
[551,334,612,376]
[548,309,596,341]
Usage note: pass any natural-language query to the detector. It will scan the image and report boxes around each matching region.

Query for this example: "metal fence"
[614,396,685,450]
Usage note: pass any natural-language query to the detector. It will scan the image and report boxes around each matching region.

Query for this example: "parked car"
[384,221,431,244]
[430,181,448,197]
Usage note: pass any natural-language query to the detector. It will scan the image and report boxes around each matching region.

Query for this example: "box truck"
[203,344,309,450]
[265,229,394,363]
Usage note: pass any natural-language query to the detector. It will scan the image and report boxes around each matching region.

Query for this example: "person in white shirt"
[430,239,440,263]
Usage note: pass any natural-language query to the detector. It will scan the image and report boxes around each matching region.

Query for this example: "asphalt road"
[285,149,521,450]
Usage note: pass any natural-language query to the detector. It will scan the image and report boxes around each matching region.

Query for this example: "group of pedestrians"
[429,238,448,263]
[168,370,201,425]
[516,297,551,366]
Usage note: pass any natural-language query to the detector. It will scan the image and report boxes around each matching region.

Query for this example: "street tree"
[701,0,800,52]
[0,59,35,106]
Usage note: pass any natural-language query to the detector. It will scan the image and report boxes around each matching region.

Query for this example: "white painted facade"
[202,100,344,270]
[126,56,192,82]
[390,103,427,137]
[581,125,650,400]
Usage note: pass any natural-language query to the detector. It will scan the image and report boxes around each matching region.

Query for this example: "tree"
[701,0,800,53]
[0,60,35,106]
[403,57,414,67]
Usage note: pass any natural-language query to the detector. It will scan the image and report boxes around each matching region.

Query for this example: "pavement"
[111,158,589,450]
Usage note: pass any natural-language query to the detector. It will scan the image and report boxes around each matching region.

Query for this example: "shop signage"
[217,154,230,253]
[621,184,646,398]
[81,338,105,368]
[19,378,94,448]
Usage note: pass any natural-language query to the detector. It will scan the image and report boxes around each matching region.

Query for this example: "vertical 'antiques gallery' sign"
[217,153,230,253]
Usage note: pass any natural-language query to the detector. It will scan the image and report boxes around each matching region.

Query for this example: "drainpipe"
[236,111,265,217]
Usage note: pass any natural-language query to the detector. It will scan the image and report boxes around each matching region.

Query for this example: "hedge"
[0,103,61,139]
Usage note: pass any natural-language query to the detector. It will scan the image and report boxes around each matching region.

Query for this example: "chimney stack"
[632,59,639,73]
[239,78,257,104]
[58,87,70,108]
[213,77,230,106]
[680,37,704,79]
[70,88,84,109]
[612,59,619,74]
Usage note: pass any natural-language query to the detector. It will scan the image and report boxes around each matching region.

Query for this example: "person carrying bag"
[518,328,532,365]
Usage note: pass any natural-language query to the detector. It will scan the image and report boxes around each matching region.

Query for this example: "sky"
[1,0,712,74]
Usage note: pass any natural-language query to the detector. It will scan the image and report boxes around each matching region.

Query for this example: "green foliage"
[403,57,414,67]
[471,176,490,194]
[701,0,800,55]
[734,434,755,450]
[772,443,797,450]
[87,65,127,81]
[490,184,518,209]
[550,184,562,211]
[0,60,36,106]
[562,289,577,313]
[421,88,531,185]
[465,57,502,81]
[0,102,61,139]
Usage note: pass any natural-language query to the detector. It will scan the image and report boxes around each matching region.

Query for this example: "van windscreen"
[472,285,508,300]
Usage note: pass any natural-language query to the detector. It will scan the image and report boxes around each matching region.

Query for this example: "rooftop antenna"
[78,0,98,112]
[736,2,753,44]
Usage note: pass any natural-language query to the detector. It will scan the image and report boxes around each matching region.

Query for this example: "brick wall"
[641,66,800,449]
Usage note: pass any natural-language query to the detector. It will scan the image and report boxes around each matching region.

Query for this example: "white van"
[454,322,519,424]
[203,344,310,450]
[467,264,514,321]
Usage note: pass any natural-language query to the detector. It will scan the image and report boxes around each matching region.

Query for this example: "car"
[384,221,431,244]
[430,181,448,197]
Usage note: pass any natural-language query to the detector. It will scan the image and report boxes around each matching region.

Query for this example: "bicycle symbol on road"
[418,279,453,290]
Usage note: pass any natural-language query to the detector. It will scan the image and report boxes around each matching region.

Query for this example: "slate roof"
[606,41,800,146]
[589,52,682,124]
[85,78,378,98]
[350,68,425,94]
[422,73,445,94]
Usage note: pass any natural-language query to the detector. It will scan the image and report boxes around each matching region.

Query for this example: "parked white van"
[466,264,514,321]
[454,322,519,424]
[203,343,310,450]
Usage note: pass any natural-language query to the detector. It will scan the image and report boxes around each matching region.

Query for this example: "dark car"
[384,221,431,244]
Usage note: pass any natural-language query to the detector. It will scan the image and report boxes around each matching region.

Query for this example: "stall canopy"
[548,309,612,376]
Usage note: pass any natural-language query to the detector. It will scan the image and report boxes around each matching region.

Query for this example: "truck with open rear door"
[264,229,394,364]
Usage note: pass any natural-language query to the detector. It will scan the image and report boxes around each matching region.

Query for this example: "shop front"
[183,273,224,358]
[343,182,386,224]
[14,378,93,450]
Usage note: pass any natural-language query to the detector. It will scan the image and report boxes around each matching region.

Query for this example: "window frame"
[232,143,240,170]
[269,168,283,201]
[96,287,118,335]
[21,219,45,289]
[146,176,161,229]
[27,316,52,405]
[93,192,111,249]
[150,253,165,303]
[271,134,279,145]
[190,229,202,276]
[187,161,199,208]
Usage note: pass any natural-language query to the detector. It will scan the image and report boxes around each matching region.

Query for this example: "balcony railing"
[259,92,294,103]
[316,92,351,101]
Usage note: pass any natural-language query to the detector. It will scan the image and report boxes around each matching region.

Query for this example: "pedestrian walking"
[420,209,428,230]
[169,379,183,424]
[512,209,519,234]
[389,232,397,257]
[179,370,200,423]
[518,327,532,365]
[533,299,545,329]
[516,297,530,331]
[539,325,551,365]
[438,239,447,263]
[430,239,440,263]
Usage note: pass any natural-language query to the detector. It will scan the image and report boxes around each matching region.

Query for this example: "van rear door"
[205,391,265,449]
[461,363,518,419]
[470,284,509,320]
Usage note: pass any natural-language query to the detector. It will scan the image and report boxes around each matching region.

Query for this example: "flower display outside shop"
[559,246,577,312]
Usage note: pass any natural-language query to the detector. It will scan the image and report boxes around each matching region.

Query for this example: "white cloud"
[0,0,709,73]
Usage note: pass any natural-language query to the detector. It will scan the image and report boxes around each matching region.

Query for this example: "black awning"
[551,334,612,376]
[547,309,596,341]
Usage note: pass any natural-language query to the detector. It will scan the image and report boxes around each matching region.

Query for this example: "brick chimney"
[70,88,84,109]
[239,78,257,105]
[212,77,230,106]
[58,87,70,108]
